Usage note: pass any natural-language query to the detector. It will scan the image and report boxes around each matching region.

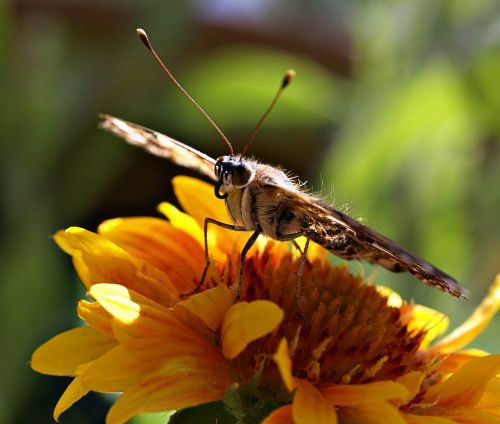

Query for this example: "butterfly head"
[214,156,255,199]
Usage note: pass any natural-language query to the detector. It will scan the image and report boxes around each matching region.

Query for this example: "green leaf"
[169,401,236,424]
[223,382,282,424]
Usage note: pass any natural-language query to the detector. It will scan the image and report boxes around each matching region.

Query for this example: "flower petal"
[431,274,500,354]
[321,381,410,406]
[88,282,228,379]
[338,401,406,424]
[293,380,338,424]
[443,407,500,423]
[395,372,425,406]
[98,217,204,292]
[402,414,456,424]
[376,286,403,307]
[80,340,229,394]
[425,354,500,407]
[157,202,204,244]
[77,300,114,337]
[437,349,489,374]
[403,304,449,349]
[262,405,294,424]
[79,345,153,392]
[54,227,179,306]
[172,176,229,228]
[221,300,284,359]
[273,338,297,392]
[88,284,201,343]
[172,176,250,253]
[54,377,90,421]
[31,326,116,376]
[106,370,231,424]
[89,283,154,324]
[476,377,500,416]
[178,284,233,331]
[158,200,237,268]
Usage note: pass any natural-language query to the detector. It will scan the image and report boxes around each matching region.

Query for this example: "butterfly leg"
[295,237,310,312]
[181,217,247,297]
[235,228,262,298]
[276,231,309,316]
[292,240,311,267]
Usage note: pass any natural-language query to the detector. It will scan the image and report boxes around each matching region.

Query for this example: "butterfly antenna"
[136,28,234,155]
[240,69,295,158]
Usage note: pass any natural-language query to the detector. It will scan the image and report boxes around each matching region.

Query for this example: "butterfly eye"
[215,163,222,177]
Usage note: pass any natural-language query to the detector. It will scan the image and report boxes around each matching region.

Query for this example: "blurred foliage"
[322,0,500,337]
[0,0,499,423]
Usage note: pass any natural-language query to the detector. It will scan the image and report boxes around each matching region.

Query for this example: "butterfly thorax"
[216,156,305,238]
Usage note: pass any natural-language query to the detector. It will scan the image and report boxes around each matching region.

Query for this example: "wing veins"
[98,114,216,181]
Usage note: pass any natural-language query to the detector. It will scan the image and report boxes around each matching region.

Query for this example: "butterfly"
[98,29,467,302]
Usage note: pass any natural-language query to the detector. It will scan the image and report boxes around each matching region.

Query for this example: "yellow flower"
[31,177,500,424]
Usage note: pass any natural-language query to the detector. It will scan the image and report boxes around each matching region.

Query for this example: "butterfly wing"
[99,114,217,181]
[311,202,467,297]
[259,183,467,298]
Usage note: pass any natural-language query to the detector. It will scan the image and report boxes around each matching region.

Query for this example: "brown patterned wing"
[99,114,217,181]
[274,187,467,298]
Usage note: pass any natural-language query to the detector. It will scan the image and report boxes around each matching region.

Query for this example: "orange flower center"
[215,243,435,397]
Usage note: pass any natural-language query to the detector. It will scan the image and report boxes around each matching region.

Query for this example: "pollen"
[235,243,430,390]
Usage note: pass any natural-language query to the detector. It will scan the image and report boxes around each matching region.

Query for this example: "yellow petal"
[158,199,233,268]
[31,326,116,376]
[221,300,284,359]
[80,306,231,396]
[431,274,500,354]
[54,227,179,306]
[77,300,114,338]
[443,407,500,423]
[426,354,500,407]
[89,283,150,324]
[262,405,294,424]
[177,284,233,331]
[157,202,204,243]
[395,372,425,406]
[404,304,449,349]
[98,217,204,292]
[79,345,151,392]
[89,283,170,334]
[53,377,90,421]
[338,401,406,424]
[376,286,403,307]
[476,377,500,416]
[402,414,456,424]
[172,176,249,253]
[89,284,185,336]
[172,176,229,228]
[321,381,410,406]
[89,284,219,354]
[106,370,231,424]
[80,340,227,393]
[273,338,297,392]
[438,349,489,374]
[293,380,338,424]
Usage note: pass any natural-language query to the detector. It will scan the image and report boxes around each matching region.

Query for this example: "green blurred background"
[1,0,499,423]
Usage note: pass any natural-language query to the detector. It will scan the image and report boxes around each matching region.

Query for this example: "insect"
[99,29,467,304]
